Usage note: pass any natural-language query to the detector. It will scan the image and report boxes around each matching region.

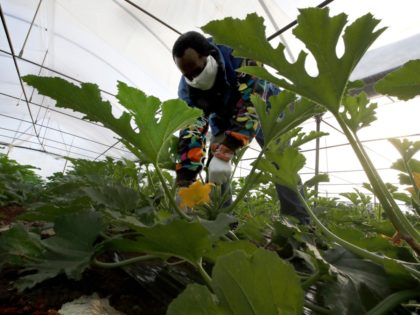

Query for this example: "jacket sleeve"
[220,60,272,151]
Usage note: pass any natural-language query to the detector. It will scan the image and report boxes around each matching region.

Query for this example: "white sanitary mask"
[185,55,218,90]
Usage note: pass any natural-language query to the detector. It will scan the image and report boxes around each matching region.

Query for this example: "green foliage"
[340,188,371,207]
[251,91,323,145]
[3,7,418,315]
[204,4,420,254]
[319,246,393,315]
[116,82,202,164]
[20,157,160,224]
[109,219,213,264]
[167,284,227,315]
[204,240,258,263]
[340,92,378,132]
[168,249,304,315]
[375,59,420,100]
[389,139,420,213]
[22,76,202,166]
[304,173,329,189]
[315,200,418,263]
[235,215,272,244]
[0,154,44,207]
[199,213,237,242]
[4,211,104,291]
[390,138,420,162]
[255,146,305,190]
[203,8,385,111]
[0,224,43,268]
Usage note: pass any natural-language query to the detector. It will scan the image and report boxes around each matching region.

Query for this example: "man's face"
[174,48,207,81]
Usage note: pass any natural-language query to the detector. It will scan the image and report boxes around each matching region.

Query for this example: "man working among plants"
[172,31,309,224]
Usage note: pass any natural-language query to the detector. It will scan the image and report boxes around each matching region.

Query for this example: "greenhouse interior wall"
[1,0,419,204]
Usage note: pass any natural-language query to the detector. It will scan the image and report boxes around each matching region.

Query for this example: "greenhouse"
[1,0,419,314]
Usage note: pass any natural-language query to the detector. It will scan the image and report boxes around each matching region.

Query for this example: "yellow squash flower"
[178,181,213,209]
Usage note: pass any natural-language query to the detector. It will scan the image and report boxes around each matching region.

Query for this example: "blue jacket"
[177,40,244,136]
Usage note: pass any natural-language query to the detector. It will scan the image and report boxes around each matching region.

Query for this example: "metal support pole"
[19,0,43,57]
[314,114,322,198]
[0,4,46,151]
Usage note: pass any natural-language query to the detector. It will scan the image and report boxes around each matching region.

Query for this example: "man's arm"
[219,60,271,151]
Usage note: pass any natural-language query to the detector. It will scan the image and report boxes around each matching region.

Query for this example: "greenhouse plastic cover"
[1,0,420,198]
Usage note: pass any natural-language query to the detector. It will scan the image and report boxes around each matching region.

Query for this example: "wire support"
[266,0,335,41]
[0,4,45,151]
[0,138,94,160]
[19,0,43,57]
[0,49,117,98]
[122,0,181,35]
[0,91,109,130]
[0,126,107,157]
[0,113,132,154]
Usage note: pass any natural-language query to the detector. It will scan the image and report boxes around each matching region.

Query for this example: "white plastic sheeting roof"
[1,0,419,199]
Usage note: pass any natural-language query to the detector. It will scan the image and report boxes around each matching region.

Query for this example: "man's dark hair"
[172,31,213,59]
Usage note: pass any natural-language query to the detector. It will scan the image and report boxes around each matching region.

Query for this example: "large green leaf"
[0,225,43,268]
[199,213,237,242]
[389,138,420,162]
[22,76,202,164]
[251,91,323,146]
[22,76,140,148]
[375,59,420,100]
[110,219,213,264]
[320,246,393,315]
[204,240,258,263]
[290,129,328,149]
[83,184,141,212]
[330,226,412,260]
[340,92,377,132]
[116,82,202,162]
[304,173,329,188]
[202,8,385,112]
[255,147,305,190]
[212,249,303,315]
[167,249,303,315]
[15,211,104,291]
[167,284,227,315]
[18,199,91,222]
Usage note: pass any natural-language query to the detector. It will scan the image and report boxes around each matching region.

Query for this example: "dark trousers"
[255,128,310,224]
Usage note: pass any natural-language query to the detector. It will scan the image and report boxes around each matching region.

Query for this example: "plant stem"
[195,258,213,290]
[403,158,420,197]
[301,270,320,290]
[354,132,419,235]
[145,165,157,192]
[366,290,420,315]
[298,193,420,279]
[335,115,420,245]
[154,163,191,221]
[92,254,158,268]
[223,148,266,213]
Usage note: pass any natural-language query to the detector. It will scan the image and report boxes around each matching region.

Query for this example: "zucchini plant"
[0,6,418,315]
[202,6,420,265]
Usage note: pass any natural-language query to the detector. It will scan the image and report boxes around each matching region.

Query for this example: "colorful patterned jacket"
[175,39,279,186]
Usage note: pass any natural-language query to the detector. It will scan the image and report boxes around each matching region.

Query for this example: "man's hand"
[208,144,234,185]
[208,157,232,184]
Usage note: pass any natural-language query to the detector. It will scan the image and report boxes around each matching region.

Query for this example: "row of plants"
[1,7,419,314]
